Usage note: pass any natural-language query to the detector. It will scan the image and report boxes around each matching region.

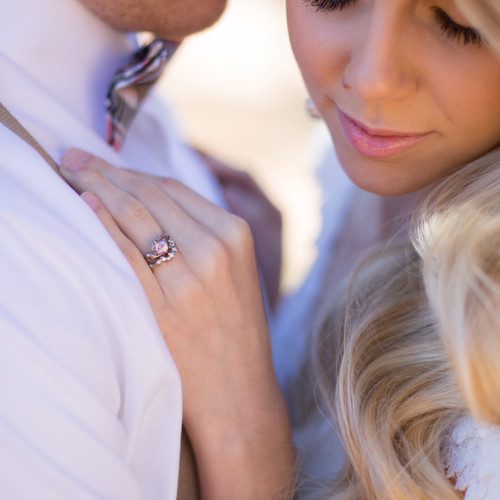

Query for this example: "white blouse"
[445,417,500,499]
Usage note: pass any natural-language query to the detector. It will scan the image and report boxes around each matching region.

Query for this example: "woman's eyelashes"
[303,1,483,48]
[433,8,482,46]
[303,0,354,12]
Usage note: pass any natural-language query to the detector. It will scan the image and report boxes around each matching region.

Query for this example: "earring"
[305,97,321,119]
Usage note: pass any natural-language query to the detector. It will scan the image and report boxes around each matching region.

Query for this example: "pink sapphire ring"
[145,233,178,268]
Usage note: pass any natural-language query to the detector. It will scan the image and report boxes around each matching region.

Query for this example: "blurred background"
[160,0,325,292]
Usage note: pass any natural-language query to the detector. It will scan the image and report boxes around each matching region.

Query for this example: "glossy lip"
[338,109,433,158]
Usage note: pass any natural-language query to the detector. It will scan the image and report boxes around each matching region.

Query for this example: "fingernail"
[81,191,100,210]
[66,148,93,163]
[61,157,84,172]
[61,148,92,172]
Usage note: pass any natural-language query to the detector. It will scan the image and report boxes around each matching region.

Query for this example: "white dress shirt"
[0,0,223,498]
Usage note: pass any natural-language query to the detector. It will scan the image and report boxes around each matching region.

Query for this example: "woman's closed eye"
[302,0,354,12]
[303,0,483,48]
[433,7,482,46]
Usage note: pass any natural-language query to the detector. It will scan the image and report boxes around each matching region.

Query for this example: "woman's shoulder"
[444,416,500,499]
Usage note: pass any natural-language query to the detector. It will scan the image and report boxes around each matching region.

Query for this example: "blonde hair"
[308,151,500,500]
[415,147,500,424]
[308,147,500,499]
[312,242,465,499]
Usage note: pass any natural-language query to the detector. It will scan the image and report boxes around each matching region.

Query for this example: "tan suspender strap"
[0,102,62,177]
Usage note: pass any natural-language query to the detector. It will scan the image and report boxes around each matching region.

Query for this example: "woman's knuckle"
[136,180,162,201]
[195,234,229,277]
[119,198,149,224]
[225,215,253,246]
[204,234,228,260]
[80,168,106,185]
[158,177,181,192]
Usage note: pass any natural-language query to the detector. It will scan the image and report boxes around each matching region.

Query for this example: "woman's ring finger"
[144,233,178,268]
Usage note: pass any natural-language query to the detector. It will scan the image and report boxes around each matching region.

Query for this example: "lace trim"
[443,417,500,500]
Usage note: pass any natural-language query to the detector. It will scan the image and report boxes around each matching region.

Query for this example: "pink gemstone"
[152,237,169,255]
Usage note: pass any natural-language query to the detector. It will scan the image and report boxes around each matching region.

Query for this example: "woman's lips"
[338,110,432,158]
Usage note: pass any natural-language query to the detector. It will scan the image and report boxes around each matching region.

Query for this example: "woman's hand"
[199,151,283,309]
[60,149,294,499]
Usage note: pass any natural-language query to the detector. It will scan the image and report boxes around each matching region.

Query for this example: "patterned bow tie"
[105,37,180,151]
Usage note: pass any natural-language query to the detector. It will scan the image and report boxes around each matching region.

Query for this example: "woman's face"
[287,0,500,195]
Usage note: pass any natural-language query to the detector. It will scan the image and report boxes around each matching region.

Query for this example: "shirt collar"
[0,0,138,140]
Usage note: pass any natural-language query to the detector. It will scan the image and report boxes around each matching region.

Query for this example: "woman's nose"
[343,9,416,104]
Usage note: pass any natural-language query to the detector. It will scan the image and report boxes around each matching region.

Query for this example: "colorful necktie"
[105,38,180,151]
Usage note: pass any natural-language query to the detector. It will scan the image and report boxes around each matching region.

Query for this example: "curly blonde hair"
[415,147,500,424]
[309,149,500,500]
[312,242,465,499]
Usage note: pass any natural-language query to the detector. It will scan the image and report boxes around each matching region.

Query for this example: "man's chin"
[78,0,228,40]
[153,0,228,39]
